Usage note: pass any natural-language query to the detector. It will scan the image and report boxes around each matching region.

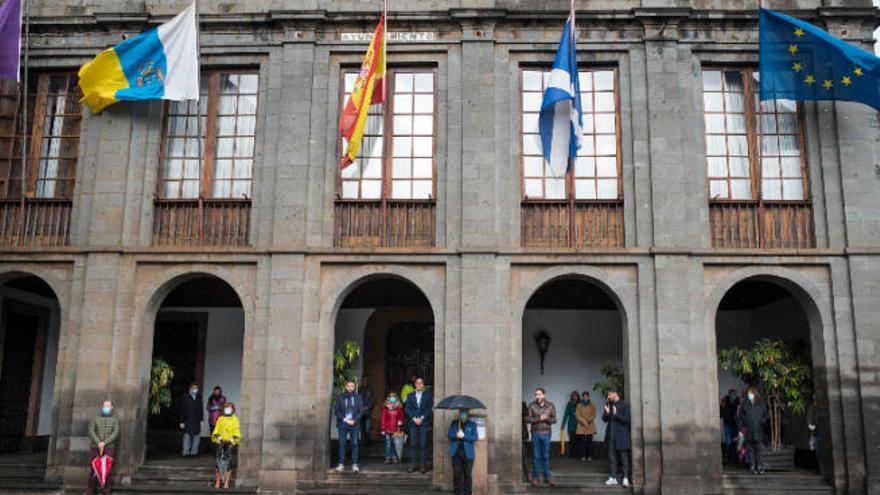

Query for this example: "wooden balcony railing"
[152,198,251,247]
[0,198,72,247]
[709,201,815,249]
[335,199,435,248]
[521,200,624,249]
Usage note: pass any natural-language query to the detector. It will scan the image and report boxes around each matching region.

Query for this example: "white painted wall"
[158,307,245,437]
[0,286,59,436]
[522,309,623,442]
[329,308,374,439]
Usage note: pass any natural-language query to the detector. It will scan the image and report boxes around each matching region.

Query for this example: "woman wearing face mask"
[736,387,768,475]
[380,392,405,463]
[211,402,241,489]
[206,386,227,433]
[448,409,478,495]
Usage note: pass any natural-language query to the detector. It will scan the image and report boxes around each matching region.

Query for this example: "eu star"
[822,79,833,89]
[854,67,864,77]
[788,44,799,55]
[804,75,816,85]
[841,76,852,86]
[794,28,805,37]
[792,62,803,72]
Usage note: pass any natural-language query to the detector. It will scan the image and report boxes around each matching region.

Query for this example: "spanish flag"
[78,3,199,114]
[339,13,386,169]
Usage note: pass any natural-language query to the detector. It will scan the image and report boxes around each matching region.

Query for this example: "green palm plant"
[593,363,625,400]
[333,340,361,394]
[149,358,175,415]
[719,338,813,450]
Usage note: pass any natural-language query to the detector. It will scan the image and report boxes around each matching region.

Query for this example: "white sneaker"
[352,464,360,473]
[335,464,344,472]
[605,477,619,486]
[622,478,630,487]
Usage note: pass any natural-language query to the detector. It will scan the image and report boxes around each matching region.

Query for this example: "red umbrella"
[91,453,114,488]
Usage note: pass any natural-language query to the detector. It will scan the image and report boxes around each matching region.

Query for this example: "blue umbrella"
[436,395,486,410]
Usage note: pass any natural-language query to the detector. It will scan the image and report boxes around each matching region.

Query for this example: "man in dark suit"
[602,388,631,488]
[334,380,364,473]
[404,376,433,473]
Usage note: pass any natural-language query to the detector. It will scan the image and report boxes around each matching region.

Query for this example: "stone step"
[112,487,256,495]
[0,483,62,495]
[722,472,833,494]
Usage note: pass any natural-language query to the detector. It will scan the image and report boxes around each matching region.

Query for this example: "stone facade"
[1,1,879,494]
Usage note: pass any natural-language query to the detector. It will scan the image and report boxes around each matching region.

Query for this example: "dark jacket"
[602,399,631,450]
[448,419,479,460]
[527,400,557,435]
[561,401,579,433]
[359,386,375,412]
[179,392,204,435]
[334,392,364,428]
[404,389,433,427]
[207,394,227,427]
[737,401,768,442]
[720,396,739,427]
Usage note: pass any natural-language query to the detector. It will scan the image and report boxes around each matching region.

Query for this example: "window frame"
[0,71,82,200]
[335,66,438,203]
[519,66,623,204]
[157,68,260,200]
[701,66,811,205]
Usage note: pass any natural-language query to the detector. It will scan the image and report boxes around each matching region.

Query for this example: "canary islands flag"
[78,2,199,114]
[759,8,880,111]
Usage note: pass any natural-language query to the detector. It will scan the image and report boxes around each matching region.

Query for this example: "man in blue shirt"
[334,380,363,473]
[404,377,433,473]
[448,409,479,495]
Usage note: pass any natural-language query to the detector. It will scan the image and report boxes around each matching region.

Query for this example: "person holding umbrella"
[436,394,486,495]
[211,402,241,489]
[87,400,119,495]
[448,409,479,495]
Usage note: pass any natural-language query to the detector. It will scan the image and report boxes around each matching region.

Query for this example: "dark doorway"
[145,276,243,464]
[715,278,828,480]
[0,311,39,453]
[0,275,58,460]
[384,321,433,398]
[332,277,434,474]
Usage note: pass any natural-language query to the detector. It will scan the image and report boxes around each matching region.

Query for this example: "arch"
[0,268,66,307]
[322,266,441,331]
[512,266,634,329]
[706,266,838,481]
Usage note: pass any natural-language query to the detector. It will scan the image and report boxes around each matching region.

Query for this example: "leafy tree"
[149,358,175,415]
[718,338,813,450]
[593,363,625,400]
[333,340,361,394]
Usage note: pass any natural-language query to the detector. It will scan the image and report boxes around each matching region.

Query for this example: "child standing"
[380,392,405,464]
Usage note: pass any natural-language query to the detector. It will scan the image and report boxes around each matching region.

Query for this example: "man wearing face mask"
[448,409,478,495]
[87,400,119,495]
[179,383,204,457]
[737,387,768,475]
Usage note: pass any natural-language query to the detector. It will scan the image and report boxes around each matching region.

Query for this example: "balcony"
[521,200,624,249]
[709,200,815,249]
[152,198,251,247]
[0,198,72,247]
[334,199,435,248]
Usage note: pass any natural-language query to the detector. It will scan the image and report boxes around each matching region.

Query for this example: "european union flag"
[759,8,880,111]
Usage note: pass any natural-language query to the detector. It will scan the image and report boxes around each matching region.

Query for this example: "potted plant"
[718,338,812,470]
[593,363,625,399]
[149,357,175,415]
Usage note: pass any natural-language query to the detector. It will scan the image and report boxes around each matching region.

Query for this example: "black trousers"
[521,439,530,481]
[452,446,473,495]
[576,434,593,458]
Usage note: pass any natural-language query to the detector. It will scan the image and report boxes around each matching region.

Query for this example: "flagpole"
[383,0,387,102]
[19,0,29,243]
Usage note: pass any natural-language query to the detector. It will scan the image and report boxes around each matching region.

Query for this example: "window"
[159,71,258,200]
[702,68,814,249]
[702,68,808,202]
[339,69,435,200]
[521,68,620,201]
[0,73,82,199]
[335,68,437,248]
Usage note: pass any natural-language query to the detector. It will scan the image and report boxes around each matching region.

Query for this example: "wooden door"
[384,321,434,395]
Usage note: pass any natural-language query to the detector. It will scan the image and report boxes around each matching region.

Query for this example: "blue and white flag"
[539,16,583,178]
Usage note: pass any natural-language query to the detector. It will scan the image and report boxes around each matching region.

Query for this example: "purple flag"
[0,0,21,81]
